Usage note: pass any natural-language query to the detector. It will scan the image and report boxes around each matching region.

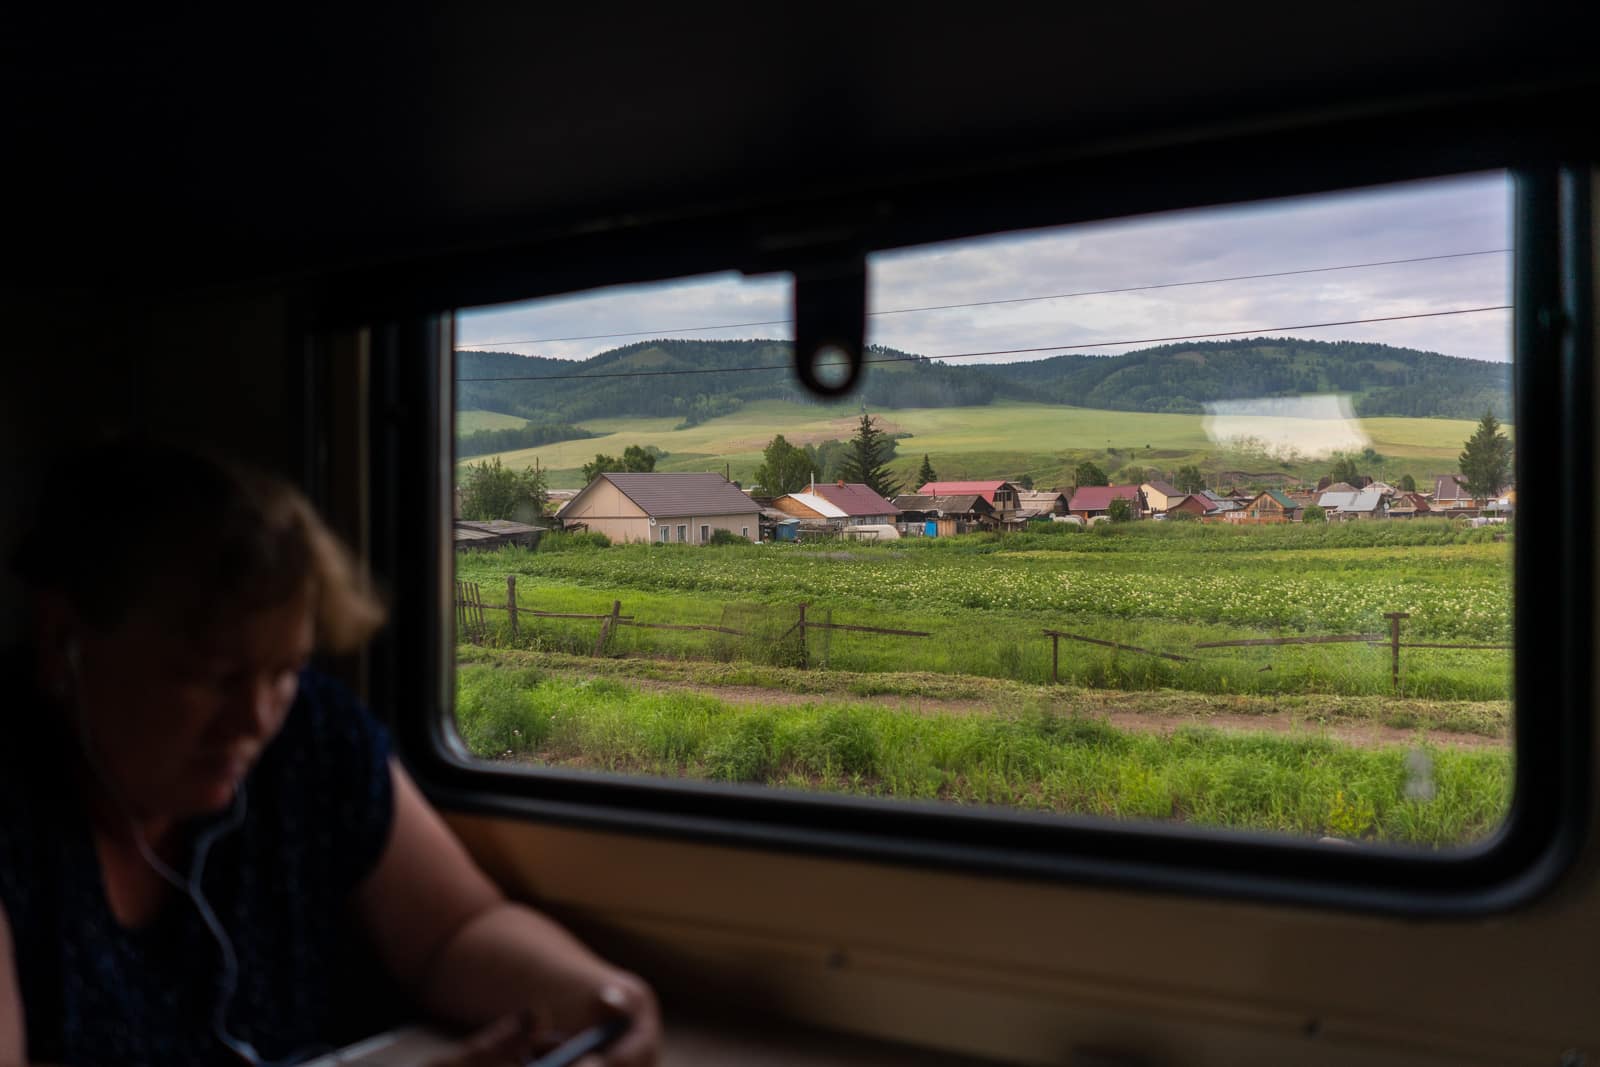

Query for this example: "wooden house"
[892,493,997,536]
[1386,491,1433,519]
[1229,489,1301,523]
[773,481,900,527]
[916,480,1021,517]
[1015,489,1070,519]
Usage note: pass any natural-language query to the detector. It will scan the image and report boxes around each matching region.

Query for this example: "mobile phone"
[525,1016,629,1067]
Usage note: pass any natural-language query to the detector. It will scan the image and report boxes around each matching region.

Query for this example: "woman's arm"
[351,762,660,1066]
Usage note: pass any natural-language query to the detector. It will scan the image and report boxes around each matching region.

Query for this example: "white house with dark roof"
[557,472,760,544]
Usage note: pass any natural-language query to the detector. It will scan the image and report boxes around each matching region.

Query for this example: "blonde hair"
[13,438,386,652]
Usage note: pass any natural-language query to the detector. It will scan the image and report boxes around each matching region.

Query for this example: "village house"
[1200,489,1242,516]
[557,471,760,544]
[1431,475,1477,512]
[1336,488,1387,520]
[1286,490,1320,511]
[892,493,997,536]
[1067,485,1146,521]
[1317,488,1360,512]
[1432,474,1513,516]
[1015,489,1070,520]
[1167,493,1221,520]
[1139,480,1184,514]
[916,480,1022,517]
[1386,491,1433,519]
[771,481,900,528]
[1230,489,1301,523]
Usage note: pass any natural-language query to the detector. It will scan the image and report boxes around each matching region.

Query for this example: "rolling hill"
[456,336,1512,428]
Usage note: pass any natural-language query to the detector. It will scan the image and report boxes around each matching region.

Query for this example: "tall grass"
[454,667,1509,846]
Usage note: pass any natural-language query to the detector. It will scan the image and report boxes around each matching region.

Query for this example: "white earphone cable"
[64,645,319,1066]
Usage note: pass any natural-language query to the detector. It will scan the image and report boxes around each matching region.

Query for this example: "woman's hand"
[426,1011,538,1066]
[578,972,661,1067]
[425,973,659,1067]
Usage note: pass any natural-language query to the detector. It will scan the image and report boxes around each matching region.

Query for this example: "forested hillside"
[457,336,1511,426]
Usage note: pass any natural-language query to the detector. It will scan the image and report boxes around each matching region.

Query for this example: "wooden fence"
[454,579,928,664]
[461,579,1507,689]
[1190,611,1511,691]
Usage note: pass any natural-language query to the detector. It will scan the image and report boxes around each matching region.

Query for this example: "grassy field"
[454,657,1508,846]
[458,409,533,433]
[457,399,1497,489]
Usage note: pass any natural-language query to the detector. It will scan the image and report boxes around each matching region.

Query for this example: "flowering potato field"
[454,520,1512,700]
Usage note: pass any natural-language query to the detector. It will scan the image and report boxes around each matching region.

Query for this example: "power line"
[454,249,1510,349]
[455,304,1511,381]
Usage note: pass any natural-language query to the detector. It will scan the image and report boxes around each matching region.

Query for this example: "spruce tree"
[1458,409,1511,502]
[837,413,902,499]
[917,454,937,488]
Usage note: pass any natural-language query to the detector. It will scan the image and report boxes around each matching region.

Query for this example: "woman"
[0,440,660,1065]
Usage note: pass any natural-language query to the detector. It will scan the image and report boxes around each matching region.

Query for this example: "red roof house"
[1067,485,1146,518]
[805,481,900,522]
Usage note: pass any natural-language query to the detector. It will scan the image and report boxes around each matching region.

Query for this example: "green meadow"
[458,399,1491,489]
[454,661,1509,846]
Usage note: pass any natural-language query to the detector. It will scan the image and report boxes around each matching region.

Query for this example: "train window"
[415,165,1578,911]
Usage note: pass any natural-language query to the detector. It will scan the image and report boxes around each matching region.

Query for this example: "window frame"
[358,147,1593,918]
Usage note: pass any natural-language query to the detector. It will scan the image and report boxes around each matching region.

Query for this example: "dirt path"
[561,671,1509,751]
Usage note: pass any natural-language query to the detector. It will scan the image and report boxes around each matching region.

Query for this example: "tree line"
[456,420,596,459]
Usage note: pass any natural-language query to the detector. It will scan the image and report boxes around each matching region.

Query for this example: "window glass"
[451,174,1513,849]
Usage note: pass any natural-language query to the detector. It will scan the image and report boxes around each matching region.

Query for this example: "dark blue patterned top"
[0,669,396,1066]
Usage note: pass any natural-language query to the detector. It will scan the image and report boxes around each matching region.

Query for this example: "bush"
[540,530,612,551]
[707,528,749,546]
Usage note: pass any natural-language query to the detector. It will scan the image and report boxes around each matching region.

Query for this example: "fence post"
[797,602,809,670]
[1385,611,1410,692]
[594,599,622,657]
[1051,632,1060,684]
[506,574,518,639]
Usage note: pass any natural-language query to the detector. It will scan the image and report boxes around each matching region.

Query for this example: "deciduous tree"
[1328,454,1361,486]
[582,444,658,482]
[460,457,548,523]
[753,434,817,495]
[1073,461,1109,488]
[1174,465,1206,494]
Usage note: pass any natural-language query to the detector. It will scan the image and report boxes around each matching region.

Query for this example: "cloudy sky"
[457,171,1512,366]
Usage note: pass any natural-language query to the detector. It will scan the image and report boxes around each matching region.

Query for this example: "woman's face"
[64,588,316,822]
